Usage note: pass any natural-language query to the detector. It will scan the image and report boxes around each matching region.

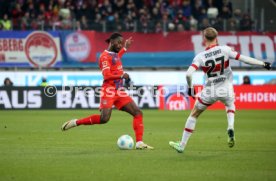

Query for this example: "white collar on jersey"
[104,50,117,54]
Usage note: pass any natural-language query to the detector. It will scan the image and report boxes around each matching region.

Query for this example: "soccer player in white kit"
[169,27,272,153]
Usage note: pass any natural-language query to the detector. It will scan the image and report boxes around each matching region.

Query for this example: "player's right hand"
[124,37,133,50]
[188,87,196,99]
[263,62,271,70]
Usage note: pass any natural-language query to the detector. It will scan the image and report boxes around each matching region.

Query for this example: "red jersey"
[99,48,127,89]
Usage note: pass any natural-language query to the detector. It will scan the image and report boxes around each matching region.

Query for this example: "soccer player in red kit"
[61,33,153,150]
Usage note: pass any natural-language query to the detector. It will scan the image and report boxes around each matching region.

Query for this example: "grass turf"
[0,110,276,181]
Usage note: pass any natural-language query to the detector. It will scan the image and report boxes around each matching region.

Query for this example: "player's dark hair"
[203,27,218,41]
[105,33,122,43]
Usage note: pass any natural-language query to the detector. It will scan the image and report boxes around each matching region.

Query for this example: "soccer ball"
[117,135,134,150]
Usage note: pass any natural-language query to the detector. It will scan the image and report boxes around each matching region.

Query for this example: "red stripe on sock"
[227,110,235,114]
[184,128,194,133]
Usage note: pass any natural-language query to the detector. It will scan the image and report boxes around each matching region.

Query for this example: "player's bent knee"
[100,118,109,124]
[135,109,143,116]
[131,108,142,117]
[195,102,207,112]
[191,104,205,118]
[190,110,201,118]
[100,115,110,124]
[226,104,235,112]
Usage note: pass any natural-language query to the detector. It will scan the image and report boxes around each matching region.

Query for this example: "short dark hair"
[105,33,122,43]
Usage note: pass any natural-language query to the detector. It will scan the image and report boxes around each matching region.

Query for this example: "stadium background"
[0,0,276,181]
[1,0,276,110]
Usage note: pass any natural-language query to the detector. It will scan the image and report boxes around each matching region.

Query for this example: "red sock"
[133,114,144,142]
[76,115,101,125]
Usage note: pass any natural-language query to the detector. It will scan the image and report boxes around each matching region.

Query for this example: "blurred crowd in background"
[0,0,254,32]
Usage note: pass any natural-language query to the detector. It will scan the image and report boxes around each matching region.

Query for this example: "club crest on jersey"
[109,53,119,65]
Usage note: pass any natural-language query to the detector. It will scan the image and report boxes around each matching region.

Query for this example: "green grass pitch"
[1,110,276,181]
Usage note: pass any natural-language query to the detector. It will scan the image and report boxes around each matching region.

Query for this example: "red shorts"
[100,87,133,110]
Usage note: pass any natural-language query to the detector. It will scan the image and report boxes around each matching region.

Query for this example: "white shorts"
[195,82,235,110]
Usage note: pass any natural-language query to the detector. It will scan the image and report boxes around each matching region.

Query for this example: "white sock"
[227,112,235,130]
[180,116,197,147]
[225,103,235,130]
[72,119,77,126]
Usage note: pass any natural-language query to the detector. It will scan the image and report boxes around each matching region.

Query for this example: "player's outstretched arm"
[118,37,133,58]
[124,37,133,50]
[238,55,272,70]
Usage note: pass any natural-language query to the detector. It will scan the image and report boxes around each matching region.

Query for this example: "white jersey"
[191,45,240,87]
[190,45,240,109]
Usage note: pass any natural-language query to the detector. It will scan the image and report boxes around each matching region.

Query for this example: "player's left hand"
[124,37,133,50]
[263,62,271,70]
[121,72,130,80]
[188,87,196,99]
[124,78,133,89]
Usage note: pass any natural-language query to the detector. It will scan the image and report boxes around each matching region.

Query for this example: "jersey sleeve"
[190,55,201,70]
[118,48,127,58]
[224,45,240,60]
[100,55,123,81]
